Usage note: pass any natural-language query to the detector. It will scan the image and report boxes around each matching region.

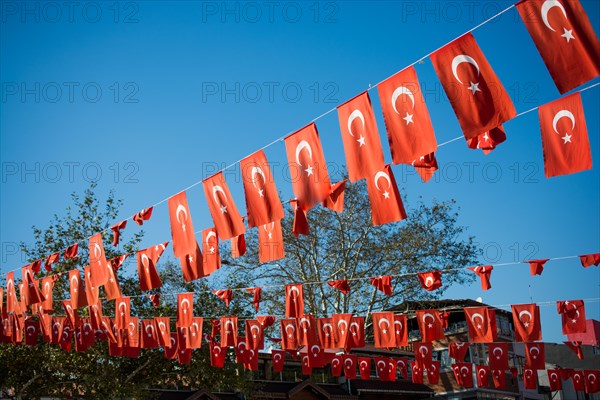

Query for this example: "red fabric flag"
[322,180,347,213]
[68,269,87,309]
[62,299,80,328]
[342,354,358,380]
[327,280,350,295]
[366,165,407,226]
[136,243,168,291]
[395,358,409,379]
[188,317,203,349]
[372,311,396,348]
[394,314,408,346]
[358,357,371,380]
[516,0,600,94]
[526,258,549,276]
[111,220,127,246]
[114,297,130,330]
[290,200,309,237]
[235,336,249,364]
[414,342,433,369]
[492,369,506,389]
[125,317,140,349]
[168,191,197,258]
[330,355,343,377]
[476,365,490,387]
[512,303,542,342]
[430,33,516,140]
[64,243,79,259]
[370,275,393,296]
[548,369,562,391]
[297,315,318,347]
[557,300,587,334]
[179,243,205,282]
[332,313,352,348]
[284,123,332,211]
[411,152,439,183]
[132,207,153,225]
[585,370,600,394]
[245,319,264,350]
[202,227,221,274]
[83,267,99,307]
[203,171,246,240]
[525,342,545,370]
[220,316,238,347]
[88,233,108,287]
[29,260,41,274]
[246,287,262,312]
[210,341,226,368]
[524,368,537,390]
[467,126,506,154]
[258,219,285,263]
[573,370,586,391]
[240,149,284,228]
[44,252,60,272]
[540,92,592,177]
[109,254,129,271]
[468,265,493,290]
[417,271,443,291]
[280,318,298,350]
[378,66,438,166]
[212,289,232,308]
[346,316,365,350]
[449,342,470,362]
[154,316,171,348]
[103,260,123,301]
[256,315,275,328]
[285,284,304,318]
[565,341,584,360]
[318,317,335,349]
[416,310,445,342]
[140,319,159,349]
[21,266,43,306]
[426,360,441,384]
[24,319,39,346]
[176,293,194,328]
[411,361,423,384]
[272,350,286,372]
[147,294,160,308]
[464,307,497,343]
[488,342,509,370]
[89,301,103,332]
[100,317,117,344]
[231,234,246,258]
[337,91,385,182]
[580,253,600,268]
[453,362,474,388]
[375,357,396,382]
[301,354,312,376]
[5,272,19,314]
[163,333,178,359]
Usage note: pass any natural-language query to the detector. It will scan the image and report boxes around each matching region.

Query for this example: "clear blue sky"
[1,1,599,343]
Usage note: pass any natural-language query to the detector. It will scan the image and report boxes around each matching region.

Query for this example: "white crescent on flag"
[541,0,567,32]
[347,109,365,137]
[451,55,480,85]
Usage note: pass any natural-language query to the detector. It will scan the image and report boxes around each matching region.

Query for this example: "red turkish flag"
[410,152,439,183]
[426,360,441,384]
[557,300,587,334]
[453,362,474,388]
[468,265,493,290]
[168,191,197,258]
[220,316,238,347]
[346,317,365,350]
[565,341,584,360]
[289,199,309,237]
[28,260,41,274]
[234,336,249,364]
[416,310,445,342]
[467,125,507,155]
[176,293,193,328]
[245,319,264,350]
[322,180,347,213]
[258,219,285,263]
[111,220,127,246]
[285,284,304,318]
[284,123,332,211]
[526,258,549,276]
[372,311,395,348]
[370,275,393,296]
[342,354,358,379]
[246,287,262,312]
[68,269,87,309]
[163,333,178,359]
[132,207,153,225]
[464,307,497,343]
[414,342,433,370]
[203,172,246,240]
[100,317,117,344]
[89,233,108,287]
[272,350,286,372]
[525,342,545,370]
[585,370,600,394]
[40,276,57,313]
[136,243,168,291]
[240,150,284,228]
[44,252,60,272]
[411,361,423,384]
[517,0,600,94]
[212,289,232,307]
[24,319,39,346]
[21,266,43,306]
[114,297,130,330]
[512,303,542,342]
[548,369,563,390]
[89,301,103,332]
[395,357,409,378]
[358,357,371,380]
[62,299,80,328]
[140,319,159,349]
[417,271,442,291]
[125,316,139,349]
[524,368,537,390]
[430,33,516,140]
[230,234,246,258]
[378,66,437,166]
[573,370,586,391]
[337,91,385,182]
[332,313,352,348]
[488,342,509,370]
[280,318,298,350]
[318,317,335,349]
[202,227,221,275]
[210,341,226,368]
[327,280,350,295]
[103,262,123,302]
[328,355,341,377]
[449,342,470,362]
[393,314,408,346]
[5,272,19,315]
[297,315,318,347]
[375,357,396,381]
[580,253,600,268]
[188,317,203,349]
[476,365,490,387]
[492,369,506,389]
[64,243,79,259]
[83,267,99,307]
[366,165,407,226]
[109,254,129,271]
[539,92,592,177]
[179,243,205,282]
[147,294,160,308]
[153,316,171,348]
[301,354,312,376]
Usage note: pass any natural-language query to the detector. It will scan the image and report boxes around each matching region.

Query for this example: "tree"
[0,184,254,399]
[225,179,481,325]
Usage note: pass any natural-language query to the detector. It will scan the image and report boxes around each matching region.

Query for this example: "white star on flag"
[403,112,414,125]
[561,28,575,43]
[468,81,481,95]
